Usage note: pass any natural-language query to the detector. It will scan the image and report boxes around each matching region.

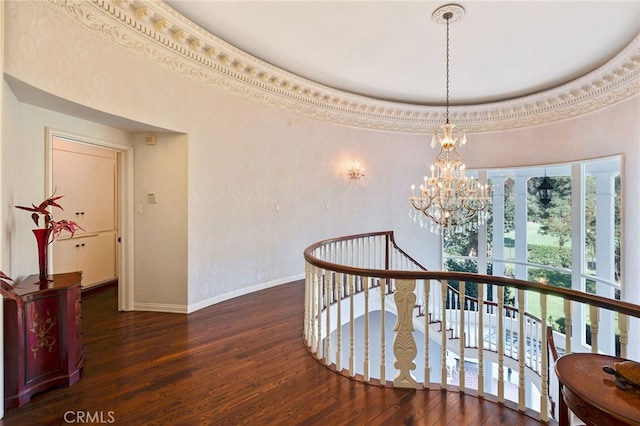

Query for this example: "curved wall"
[1,0,638,334]
[2,1,442,310]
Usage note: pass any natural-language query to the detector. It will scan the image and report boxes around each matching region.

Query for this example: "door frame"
[45,128,134,311]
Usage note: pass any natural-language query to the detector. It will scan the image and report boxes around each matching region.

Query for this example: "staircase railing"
[303,231,640,424]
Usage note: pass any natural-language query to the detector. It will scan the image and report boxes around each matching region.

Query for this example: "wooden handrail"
[304,230,639,422]
[304,231,640,319]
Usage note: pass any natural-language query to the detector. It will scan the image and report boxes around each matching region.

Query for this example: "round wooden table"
[555,353,640,426]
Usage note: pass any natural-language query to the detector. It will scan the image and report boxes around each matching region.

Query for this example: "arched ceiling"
[164,1,640,106]
[9,0,640,133]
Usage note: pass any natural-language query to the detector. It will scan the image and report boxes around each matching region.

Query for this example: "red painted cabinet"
[2,272,84,409]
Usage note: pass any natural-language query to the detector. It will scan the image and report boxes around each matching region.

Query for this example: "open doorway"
[45,128,133,311]
[51,137,117,288]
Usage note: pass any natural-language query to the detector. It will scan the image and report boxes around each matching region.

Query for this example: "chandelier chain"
[445,12,450,124]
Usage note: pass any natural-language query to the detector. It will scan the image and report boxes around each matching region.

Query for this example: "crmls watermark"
[63,411,116,424]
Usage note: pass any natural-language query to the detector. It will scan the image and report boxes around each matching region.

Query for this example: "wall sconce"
[348,162,365,180]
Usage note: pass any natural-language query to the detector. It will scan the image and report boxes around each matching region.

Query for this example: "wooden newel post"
[393,279,418,388]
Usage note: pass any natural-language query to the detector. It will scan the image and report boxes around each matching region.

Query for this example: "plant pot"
[33,228,52,281]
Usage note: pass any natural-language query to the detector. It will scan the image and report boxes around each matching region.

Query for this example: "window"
[442,156,622,349]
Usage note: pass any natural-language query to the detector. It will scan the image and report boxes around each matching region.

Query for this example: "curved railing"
[303,231,640,423]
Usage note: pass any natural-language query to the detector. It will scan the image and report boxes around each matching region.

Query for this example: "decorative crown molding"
[45,0,640,133]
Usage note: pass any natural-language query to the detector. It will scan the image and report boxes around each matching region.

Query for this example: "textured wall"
[2,1,440,311]
[133,133,188,310]
[1,0,638,350]
[2,87,133,280]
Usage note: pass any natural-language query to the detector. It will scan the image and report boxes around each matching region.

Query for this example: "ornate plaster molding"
[45,0,640,133]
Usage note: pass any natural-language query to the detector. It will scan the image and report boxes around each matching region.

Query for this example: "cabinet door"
[52,238,81,276]
[25,295,61,382]
[78,233,116,286]
[52,143,116,233]
[53,233,116,287]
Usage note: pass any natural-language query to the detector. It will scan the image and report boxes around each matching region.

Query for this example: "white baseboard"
[132,302,189,314]
[130,274,305,314]
[187,273,305,313]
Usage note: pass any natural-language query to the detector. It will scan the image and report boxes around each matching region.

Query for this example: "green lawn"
[525,292,566,328]
[505,222,570,331]
[504,222,571,248]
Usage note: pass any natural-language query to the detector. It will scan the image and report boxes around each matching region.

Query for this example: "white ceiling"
[165,1,640,106]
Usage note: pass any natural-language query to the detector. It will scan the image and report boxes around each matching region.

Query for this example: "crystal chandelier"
[409,4,491,235]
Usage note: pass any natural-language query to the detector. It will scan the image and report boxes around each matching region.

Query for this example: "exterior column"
[490,176,507,313]
[514,177,529,281]
[622,155,640,360]
[571,164,587,351]
[491,176,507,279]
[477,171,489,276]
[593,171,618,355]
[514,177,528,317]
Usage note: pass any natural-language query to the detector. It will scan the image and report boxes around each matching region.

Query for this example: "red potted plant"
[0,270,12,286]
[16,193,84,281]
[0,271,17,299]
[0,270,15,294]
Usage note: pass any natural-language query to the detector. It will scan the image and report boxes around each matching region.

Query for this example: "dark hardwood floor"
[1,281,545,425]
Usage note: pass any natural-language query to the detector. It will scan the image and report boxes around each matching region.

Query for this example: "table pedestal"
[555,353,640,426]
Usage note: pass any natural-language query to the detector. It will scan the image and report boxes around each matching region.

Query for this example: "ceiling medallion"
[431,4,465,24]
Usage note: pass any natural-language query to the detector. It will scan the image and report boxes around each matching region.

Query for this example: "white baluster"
[589,305,599,353]
[467,300,472,348]
[364,276,370,382]
[316,271,323,359]
[526,318,534,371]
[497,286,505,403]
[478,283,485,397]
[539,320,544,372]
[540,293,549,423]
[441,279,448,389]
[454,291,459,339]
[347,240,352,267]
[363,238,367,268]
[431,282,438,323]
[459,281,466,391]
[535,321,541,372]
[310,265,317,353]
[349,274,355,377]
[325,269,331,365]
[487,299,494,352]
[380,278,386,383]
[619,314,629,359]
[564,299,572,355]
[517,288,525,411]
[336,272,342,371]
[424,279,430,389]
[304,262,312,346]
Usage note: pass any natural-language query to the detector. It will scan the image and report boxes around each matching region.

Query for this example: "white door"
[51,138,118,288]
